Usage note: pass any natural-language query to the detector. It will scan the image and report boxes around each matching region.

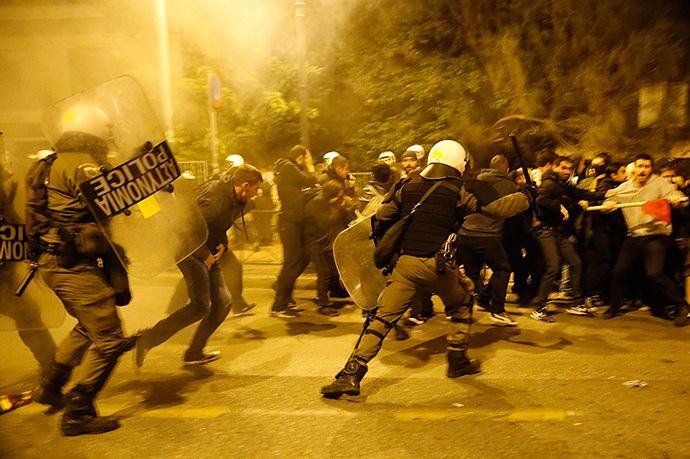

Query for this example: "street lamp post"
[294,0,310,149]
[156,0,174,141]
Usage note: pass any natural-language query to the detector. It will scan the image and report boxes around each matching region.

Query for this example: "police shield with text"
[40,76,208,280]
[321,140,531,398]
[0,148,61,374]
[33,77,205,436]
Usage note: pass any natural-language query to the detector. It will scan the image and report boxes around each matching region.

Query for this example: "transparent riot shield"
[332,216,386,311]
[0,149,64,330]
[41,76,208,279]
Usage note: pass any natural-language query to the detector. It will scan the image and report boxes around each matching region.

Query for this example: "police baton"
[509,133,541,216]
[15,261,38,297]
[509,133,533,186]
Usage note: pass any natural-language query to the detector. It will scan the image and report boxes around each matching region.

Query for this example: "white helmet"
[29,149,55,160]
[323,151,340,166]
[59,105,112,140]
[225,154,245,168]
[378,151,396,165]
[406,144,425,160]
[427,140,468,174]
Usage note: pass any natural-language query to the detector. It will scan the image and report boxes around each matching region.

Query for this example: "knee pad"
[364,315,395,341]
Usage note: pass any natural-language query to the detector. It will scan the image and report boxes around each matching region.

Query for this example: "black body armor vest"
[399,177,464,257]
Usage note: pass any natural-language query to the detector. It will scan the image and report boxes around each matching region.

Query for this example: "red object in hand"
[642,199,672,224]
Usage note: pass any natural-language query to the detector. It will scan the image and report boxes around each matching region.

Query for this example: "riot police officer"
[32,105,137,435]
[321,140,531,398]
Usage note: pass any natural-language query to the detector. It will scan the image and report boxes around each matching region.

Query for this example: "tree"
[451,0,690,158]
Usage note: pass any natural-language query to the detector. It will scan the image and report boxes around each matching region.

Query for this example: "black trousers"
[457,235,512,314]
[503,236,531,297]
[583,230,623,299]
[272,217,310,310]
[306,247,341,305]
[609,235,685,313]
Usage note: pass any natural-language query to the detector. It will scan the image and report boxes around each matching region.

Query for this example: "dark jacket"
[274,158,317,222]
[318,167,356,198]
[590,177,627,235]
[194,177,254,261]
[537,170,604,228]
[303,193,355,252]
[458,168,518,237]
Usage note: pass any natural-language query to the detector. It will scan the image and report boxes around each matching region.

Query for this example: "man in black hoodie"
[530,155,606,322]
[270,145,318,318]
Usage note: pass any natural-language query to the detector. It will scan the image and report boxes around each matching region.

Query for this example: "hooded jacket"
[537,169,604,228]
[303,193,355,252]
[274,157,317,222]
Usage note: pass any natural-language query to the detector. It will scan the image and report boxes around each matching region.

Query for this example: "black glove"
[522,183,539,204]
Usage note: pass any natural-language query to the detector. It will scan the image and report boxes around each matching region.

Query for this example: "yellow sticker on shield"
[136,195,161,218]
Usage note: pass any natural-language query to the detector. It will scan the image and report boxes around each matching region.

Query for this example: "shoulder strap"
[409,180,444,215]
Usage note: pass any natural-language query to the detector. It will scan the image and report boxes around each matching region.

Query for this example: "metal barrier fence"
[178,161,209,188]
[176,160,369,192]
[352,172,370,191]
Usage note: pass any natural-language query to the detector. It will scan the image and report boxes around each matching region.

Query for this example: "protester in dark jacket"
[318,155,357,199]
[581,162,627,307]
[530,155,605,322]
[271,145,319,318]
[136,165,262,369]
[303,181,357,315]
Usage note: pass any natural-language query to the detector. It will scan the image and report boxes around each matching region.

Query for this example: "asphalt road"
[2,244,690,459]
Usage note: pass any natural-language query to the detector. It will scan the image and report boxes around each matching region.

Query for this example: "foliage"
[450,0,690,161]
[89,0,690,170]
[320,0,488,169]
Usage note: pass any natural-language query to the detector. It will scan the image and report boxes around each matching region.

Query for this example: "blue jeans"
[147,255,231,358]
[533,228,582,305]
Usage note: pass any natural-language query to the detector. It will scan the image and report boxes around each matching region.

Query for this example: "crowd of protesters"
[263,145,690,328]
[13,139,690,433]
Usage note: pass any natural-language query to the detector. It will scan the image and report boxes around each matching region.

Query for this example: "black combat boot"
[321,359,368,399]
[61,385,120,436]
[660,303,689,326]
[446,349,481,378]
[34,361,72,411]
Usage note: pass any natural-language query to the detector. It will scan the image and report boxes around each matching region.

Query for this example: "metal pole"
[209,76,220,175]
[294,0,310,149]
[156,0,174,141]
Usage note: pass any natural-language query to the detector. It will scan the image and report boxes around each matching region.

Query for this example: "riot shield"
[332,216,386,311]
[0,150,64,330]
[41,76,208,279]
